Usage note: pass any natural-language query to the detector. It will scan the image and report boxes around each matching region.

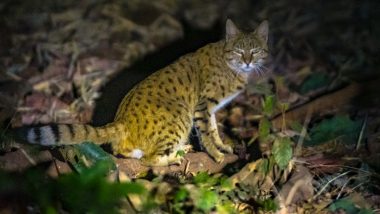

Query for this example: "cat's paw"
[156,153,185,166]
[221,144,233,154]
[183,144,193,153]
[214,153,225,163]
[171,156,185,165]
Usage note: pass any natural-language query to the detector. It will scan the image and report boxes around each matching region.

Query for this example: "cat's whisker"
[258,68,264,76]
[259,64,269,71]
[252,62,268,77]
[258,69,263,77]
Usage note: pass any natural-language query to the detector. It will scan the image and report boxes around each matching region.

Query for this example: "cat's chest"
[203,73,246,114]
[211,91,242,113]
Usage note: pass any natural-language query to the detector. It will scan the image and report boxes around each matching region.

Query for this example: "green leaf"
[329,198,359,214]
[176,150,185,157]
[259,158,271,175]
[57,161,145,213]
[193,172,218,186]
[45,206,58,214]
[257,198,278,212]
[193,171,210,184]
[358,209,375,214]
[259,118,271,141]
[219,177,233,191]
[299,72,331,94]
[77,142,114,162]
[306,115,362,146]
[119,182,146,195]
[272,137,293,170]
[278,102,290,112]
[262,95,276,117]
[195,188,218,211]
[0,161,145,214]
[216,201,237,214]
[174,187,188,202]
[289,121,303,133]
[71,142,116,173]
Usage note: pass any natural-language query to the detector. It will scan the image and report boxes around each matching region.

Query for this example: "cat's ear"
[226,19,241,40]
[255,20,269,43]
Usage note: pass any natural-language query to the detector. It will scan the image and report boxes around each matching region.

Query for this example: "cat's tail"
[17,123,122,146]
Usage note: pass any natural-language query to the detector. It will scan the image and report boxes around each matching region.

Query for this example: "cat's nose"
[242,53,252,64]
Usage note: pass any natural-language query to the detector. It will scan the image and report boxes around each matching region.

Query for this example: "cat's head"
[223,19,269,74]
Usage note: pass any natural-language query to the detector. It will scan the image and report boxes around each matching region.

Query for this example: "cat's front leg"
[208,114,233,153]
[194,99,232,162]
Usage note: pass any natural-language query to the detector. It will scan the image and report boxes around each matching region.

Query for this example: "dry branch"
[271,83,361,130]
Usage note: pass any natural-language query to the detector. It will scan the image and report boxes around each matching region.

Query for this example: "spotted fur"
[24,20,269,166]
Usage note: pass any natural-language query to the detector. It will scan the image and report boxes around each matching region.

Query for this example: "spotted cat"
[25,19,269,166]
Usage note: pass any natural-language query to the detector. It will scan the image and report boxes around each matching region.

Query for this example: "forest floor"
[0,0,380,213]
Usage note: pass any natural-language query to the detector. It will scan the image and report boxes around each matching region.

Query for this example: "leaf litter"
[0,0,379,213]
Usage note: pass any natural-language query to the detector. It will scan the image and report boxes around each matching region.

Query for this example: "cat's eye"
[233,48,244,55]
[250,48,262,54]
[250,49,268,55]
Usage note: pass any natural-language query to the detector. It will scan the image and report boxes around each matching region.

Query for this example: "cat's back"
[114,46,207,122]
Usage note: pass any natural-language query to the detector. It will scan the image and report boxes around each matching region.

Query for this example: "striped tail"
[24,123,119,146]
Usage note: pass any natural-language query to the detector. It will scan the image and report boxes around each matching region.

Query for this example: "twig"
[67,42,80,80]
[19,148,37,166]
[350,182,366,192]
[271,83,360,130]
[295,106,312,156]
[355,113,368,151]
[313,170,351,200]
[285,178,306,205]
[336,177,350,200]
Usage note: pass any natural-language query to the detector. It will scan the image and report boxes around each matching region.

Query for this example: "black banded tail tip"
[10,126,30,142]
